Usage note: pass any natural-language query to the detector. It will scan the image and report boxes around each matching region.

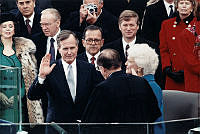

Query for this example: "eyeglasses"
[85,39,101,44]
[40,21,56,27]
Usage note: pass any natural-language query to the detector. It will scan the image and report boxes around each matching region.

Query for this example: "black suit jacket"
[82,70,161,123]
[141,0,175,44]
[28,59,102,123]
[77,52,88,62]
[13,7,43,46]
[102,36,164,89]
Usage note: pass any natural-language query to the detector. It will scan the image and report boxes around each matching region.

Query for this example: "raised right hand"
[39,54,56,79]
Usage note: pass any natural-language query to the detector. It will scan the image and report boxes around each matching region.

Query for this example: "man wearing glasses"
[37,8,61,67]
[77,25,104,69]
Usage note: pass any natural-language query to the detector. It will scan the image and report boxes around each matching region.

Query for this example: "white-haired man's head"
[125,43,159,76]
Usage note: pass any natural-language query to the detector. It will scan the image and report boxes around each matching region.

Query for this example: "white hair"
[83,0,103,4]
[127,43,159,75]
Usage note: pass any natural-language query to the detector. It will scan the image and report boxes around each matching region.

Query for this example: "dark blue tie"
[49,38,55,64]
[169,5,174,18]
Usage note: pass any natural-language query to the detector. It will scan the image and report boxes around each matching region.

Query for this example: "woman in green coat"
[0,13,44,125]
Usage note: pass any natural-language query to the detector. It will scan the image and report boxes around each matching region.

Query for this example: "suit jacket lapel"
[56,59,74,103]
[119,39,126,63]
[135,36,145,43]
[160,0,168,19]
[83,52,89,62]
[75,60,87,103]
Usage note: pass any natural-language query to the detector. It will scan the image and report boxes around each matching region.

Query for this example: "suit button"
[173,53,176,56]
[172,37,175,40]
[173,25,176,28]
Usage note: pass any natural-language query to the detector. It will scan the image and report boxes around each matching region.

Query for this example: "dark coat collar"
[107,70,125,79]
[176,12,194,25]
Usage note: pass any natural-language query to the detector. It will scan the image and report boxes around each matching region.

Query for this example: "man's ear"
[82,39,86,48]
[119,24,121,31]
[100,39,104,47]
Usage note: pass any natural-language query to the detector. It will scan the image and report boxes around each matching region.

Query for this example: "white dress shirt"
[23,12,35,28]
[86,51,100,68]
[164,0,175,17]
[122,37,136,56]
[45,29,61,60]
[62,59,77,97]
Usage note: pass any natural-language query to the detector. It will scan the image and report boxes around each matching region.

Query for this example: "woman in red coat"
[159,0,195,90]
[177,1,200,92]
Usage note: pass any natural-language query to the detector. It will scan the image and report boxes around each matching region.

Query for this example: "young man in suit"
[141,0,175,44]
[77,25,104,69]
[102,10,164,89]
[82,49,160,133]
[28,30,102,133]
[102,10,158,68]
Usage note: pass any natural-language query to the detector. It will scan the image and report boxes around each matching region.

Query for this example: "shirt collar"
[86,51,100,61]
[163,0,175,10]
[48,28,61,41]
[122,36,136,50]
[61,58,76,69]
[23,12,35,26]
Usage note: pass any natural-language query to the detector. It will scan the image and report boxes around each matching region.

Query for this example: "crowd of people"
[0,0,200,134]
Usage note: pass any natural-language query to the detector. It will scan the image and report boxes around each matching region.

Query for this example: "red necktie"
[25,19,31,34]
[91,57,95,65]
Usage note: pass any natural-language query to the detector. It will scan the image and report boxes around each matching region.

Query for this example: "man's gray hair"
[57,30,79,48]
[41,8,61,21]
[127,43,159,75]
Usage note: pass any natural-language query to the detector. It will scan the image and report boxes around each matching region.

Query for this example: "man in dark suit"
[28,30,102,133]
[82,49,160,133]
[141,0,175,44]
[14,0,42,46]
[102,10,164,89]
[77,25,104,69]
[63,0,121,54]
[36,8,62,67]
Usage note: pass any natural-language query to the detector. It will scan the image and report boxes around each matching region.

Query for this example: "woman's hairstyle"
[175,0,196,11]
[127,43,159,75]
